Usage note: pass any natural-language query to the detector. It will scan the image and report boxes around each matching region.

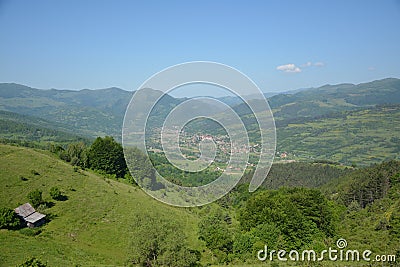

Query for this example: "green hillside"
[0,144,203,266]
[269,78,400,120]
[321,160,400,260]
[277,104,400,165]
[0,83,133,138]
[0,110,90,147]
[1,77,400,266]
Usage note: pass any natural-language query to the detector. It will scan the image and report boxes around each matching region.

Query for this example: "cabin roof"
[14,203,46,224]
[14,203,35,218]
[24,212,46,223]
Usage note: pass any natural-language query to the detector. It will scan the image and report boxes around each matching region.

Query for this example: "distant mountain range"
[0,78,399,164]
[0,83,132,137]
[1,78,399,136]
[269,78,400,120]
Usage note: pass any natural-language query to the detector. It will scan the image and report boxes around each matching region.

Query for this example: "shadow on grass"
[43,201,55,208]
[55,194,68,201]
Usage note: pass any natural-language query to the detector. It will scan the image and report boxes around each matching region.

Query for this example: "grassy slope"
[0,144,203,266]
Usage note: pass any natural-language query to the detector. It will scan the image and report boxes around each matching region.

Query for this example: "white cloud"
[302,62,312,67]
[276,64,301,73]
[277,61,324,73]
[368,66,375,71]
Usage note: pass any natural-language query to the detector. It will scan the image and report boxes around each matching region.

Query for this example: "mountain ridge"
[0,77,399,143]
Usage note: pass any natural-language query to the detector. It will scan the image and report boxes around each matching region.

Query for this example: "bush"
[27,189,43,208]
[18,257,47,266]
[0,207,20,229]
[130,214,200,266]
[49,187,62,200]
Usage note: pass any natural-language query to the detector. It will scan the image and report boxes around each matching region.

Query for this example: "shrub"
[18,257,47,266]
[130,214,200,266]
[27,189,43,208]
[49,187,62,200]
[0,207,20,229]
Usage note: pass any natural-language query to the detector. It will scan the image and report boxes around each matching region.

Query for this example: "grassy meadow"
[0,144,203,266]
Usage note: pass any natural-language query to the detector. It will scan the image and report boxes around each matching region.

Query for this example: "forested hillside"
[0,83,133,137]
[0,110,90,148]
[1,77,399,137]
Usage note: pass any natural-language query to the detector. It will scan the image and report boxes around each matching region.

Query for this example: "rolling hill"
[0,144,204,266]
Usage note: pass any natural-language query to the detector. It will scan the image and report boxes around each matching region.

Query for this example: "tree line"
[50,136,129,179]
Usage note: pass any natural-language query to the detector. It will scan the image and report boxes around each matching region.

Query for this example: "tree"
[198,211,233,255]
[389,201,400,238]
[238,188,337,250]
[27,189,43,208]
[232,232,255,260]
[125,147,155,187]
[340,161,400,208]
[88,136,127,177]
[0,207,20,229]
[66,142,88,167]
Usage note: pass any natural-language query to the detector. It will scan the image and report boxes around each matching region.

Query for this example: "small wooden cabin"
[14,203,46,228]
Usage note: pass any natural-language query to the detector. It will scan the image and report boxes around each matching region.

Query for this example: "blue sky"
[0,0,399,93]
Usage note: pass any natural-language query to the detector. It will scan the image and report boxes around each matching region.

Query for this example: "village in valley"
[146,127,295,174]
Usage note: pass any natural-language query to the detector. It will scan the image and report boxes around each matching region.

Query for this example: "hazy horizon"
[1,76,399,98]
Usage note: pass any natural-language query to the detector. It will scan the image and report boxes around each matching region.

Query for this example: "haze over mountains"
[1,78,399,165]
[1,78,399,135]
